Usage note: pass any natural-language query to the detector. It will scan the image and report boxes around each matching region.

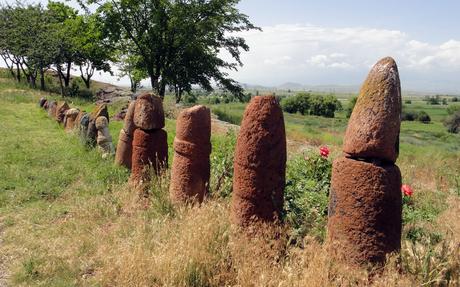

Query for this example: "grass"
[0,75,459,286]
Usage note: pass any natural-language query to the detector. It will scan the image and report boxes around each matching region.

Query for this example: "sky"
[2,0,460,93]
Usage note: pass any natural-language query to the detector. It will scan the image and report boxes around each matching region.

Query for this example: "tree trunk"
[57,66,65,96]
[64,60,71,87]
[39,67,45,91]
[16,63,21,82]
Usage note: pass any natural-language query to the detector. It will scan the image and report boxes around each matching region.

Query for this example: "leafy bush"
[424,95,441,105]
[282,92,341,118]
[78,89,94,100]
[417,111,431,123]
[447,104,460,115]
[284,149,332,244]
[405,99,412,104]
[402,110,417,121]
[346,96,357,118]
[444,111,460,133]
[452,96,458,102]
[183,92,198,104]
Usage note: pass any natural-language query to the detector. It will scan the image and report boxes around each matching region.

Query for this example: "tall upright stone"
[39,97,47,108]
[47,101,57,118]
[170,105,211,204]
[115,101,136,169]
[327,57,403,266]
[230,95,286,227]
[130,93,168,186]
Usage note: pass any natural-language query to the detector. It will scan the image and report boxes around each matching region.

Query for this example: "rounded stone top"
[234,95,286,170]
[57,101,70,111]
[66,108,80,116]
[343,57,402,163]
[175,105,211,144]
[95,116,109,129]
[134,93,165,130]
[123,100,137,134]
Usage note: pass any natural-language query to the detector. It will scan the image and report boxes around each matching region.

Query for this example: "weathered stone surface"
[231,96,286,227]
[56,102,70,124]
[39,97,47,108]
[133,93,165,130]
[79,113,90,144]
[327,156,402,265]
[64,108,80,132]
[343,57,402,163]
[115,129,133,169]
[74,111,85,131]
[43,100,49,110]
[87,104,109,147]
[114,101,136,169]
[130,128,168,185]
[170,105,211,204]
[47,101,57,118]
[96,116,114,158]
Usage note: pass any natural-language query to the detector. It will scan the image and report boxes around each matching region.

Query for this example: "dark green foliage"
[405,99,412,104]
[452,97,459,102]
[402,110,417,121]
[424,95,441,105]
[444,111,460,133]
[346,96,357,118]
[213,108,242,125]
[209,132,236,198]
[447,104,460,115]
[284,151,332,244]
[417,111,431,124]
[281,92,341,118]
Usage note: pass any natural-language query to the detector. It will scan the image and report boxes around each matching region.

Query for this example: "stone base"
[327,156,402,265]
[115,129,133,169]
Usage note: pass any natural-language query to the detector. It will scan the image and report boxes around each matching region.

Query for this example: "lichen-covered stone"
[114,101,136,169]
[47,101,57,118]
[130,128,168,185]
[343,57,401,163]
[79,113,90,144]
[133,93,165,130]
[231,96,286,227]
[55,102,70,124]
[327,156,402,265]
[170,105,211,204]
[87,104,109,147]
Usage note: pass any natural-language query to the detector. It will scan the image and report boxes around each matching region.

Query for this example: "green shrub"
[78,89,94,100]
[212,108,242,125]
[444,111,460,133]
[402,110,417,121]
[346,96,357,118]
[282,92,341,118]
[284,149,332,244]
[405,99,412,104]
[183,92,198,104]
[417,111,431,123]
[452,96,458,102]
[447,104,460,115]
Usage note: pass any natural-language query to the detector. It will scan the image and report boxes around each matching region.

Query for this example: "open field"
[0,75,459,286]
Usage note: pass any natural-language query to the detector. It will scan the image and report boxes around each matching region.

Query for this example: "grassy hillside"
[0,75,459,286]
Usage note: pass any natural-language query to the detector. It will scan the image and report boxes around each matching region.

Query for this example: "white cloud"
[227,24,460,92]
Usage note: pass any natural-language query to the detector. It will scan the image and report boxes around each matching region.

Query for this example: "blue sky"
[2,0,460,93]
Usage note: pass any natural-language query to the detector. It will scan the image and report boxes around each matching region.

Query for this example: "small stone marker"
[56,102,70,124]
[95,116,114,158]
[327,57,403,266]
[170,105,211,204]
[230,95,287,227]
[39,97,47,108]
[47,101,57,118]
[64,108,80,132]
[86,104,109,147]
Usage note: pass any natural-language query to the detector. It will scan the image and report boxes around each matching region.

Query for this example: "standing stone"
[87,104,109,147]
[56,102,70,124]
[95,116,114,158]
[131,128,168,184]
[79,113,90,144]
[48,101,57,118]
[115,101,136,169]
[170,105,211,204]
[343,57,401,163]
[64,108,80,132]
[327,57,402,266]
[230,95,286,227]
[130,93,168,186]
[74,110,85,131]
[43,100,49,110]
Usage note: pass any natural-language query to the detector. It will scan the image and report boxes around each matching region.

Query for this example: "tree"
[444,111,460,133]
[116,45,147,93]
[83,0,258,100]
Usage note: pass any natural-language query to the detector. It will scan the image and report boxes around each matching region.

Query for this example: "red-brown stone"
[133,93,165,130]
[170,105,211,204]
[87,104,109,147]
[327,156,402,265]
[115,101,136,169]
[231,95,286,227]
[130,128,168,185]
[56,102,70,124]
[343,57,402,163]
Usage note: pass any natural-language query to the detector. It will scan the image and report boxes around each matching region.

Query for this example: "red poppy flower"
[401,184,414,197]
[319,146,330,158]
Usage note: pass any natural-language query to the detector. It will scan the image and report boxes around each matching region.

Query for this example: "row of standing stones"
[38,56,402,268]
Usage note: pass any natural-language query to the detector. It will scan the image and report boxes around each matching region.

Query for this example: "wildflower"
[401,184,414,197]
[319,146,330,158]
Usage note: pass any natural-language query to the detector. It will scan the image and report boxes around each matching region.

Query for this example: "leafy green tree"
[346,96,357,118]
[116,46,148,93]
[83,0,258,101]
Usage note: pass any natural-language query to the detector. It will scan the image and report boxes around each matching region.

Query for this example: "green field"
[1,76,459,286]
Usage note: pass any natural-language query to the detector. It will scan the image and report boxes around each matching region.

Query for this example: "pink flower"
[319,146,330,158]
[401,184,414,197]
